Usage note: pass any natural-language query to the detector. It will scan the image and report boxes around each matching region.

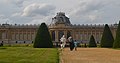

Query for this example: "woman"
[60,35,66,50]
[68,36,74,51]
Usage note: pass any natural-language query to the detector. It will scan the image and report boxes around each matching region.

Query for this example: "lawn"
[0,47,59,63]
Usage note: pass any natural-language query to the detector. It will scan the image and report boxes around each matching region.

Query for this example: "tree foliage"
[100,24,114,48]
[89,35,97,47]
[33,23,53,48]
[113,21,120,48]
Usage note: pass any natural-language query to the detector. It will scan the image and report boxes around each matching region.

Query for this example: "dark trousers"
[70,42,74,51]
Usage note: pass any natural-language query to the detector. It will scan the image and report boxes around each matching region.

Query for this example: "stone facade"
[49,12,117,43]
[0,12,117,44]
[0,24,38,44]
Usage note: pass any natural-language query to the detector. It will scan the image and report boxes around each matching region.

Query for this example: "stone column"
[77,31,79,40]
[64,30,67,38]
[21,33,23,40]
[99,31,101,41]
[22,31,23,40]
[15,32,16,40]
[86,30,89,41]
[26,32,28,40]
[80,31,82,40]
[95,29,97,40]
[23,32,25,40]
[78,30,80,40]
[55,30,58,42]
[82,31,84,41]
[7,29,12,44]
[30,32,32,41]
[18,30,20,40]
[72,30,75,39]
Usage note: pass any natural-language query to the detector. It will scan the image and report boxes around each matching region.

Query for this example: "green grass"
[3,44,33,47]
[0,47,59,63]
[113,48,120,50]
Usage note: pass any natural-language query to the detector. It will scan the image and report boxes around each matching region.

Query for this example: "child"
[74,40,78,51]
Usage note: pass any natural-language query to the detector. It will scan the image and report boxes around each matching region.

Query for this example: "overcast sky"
[0,0,120,25]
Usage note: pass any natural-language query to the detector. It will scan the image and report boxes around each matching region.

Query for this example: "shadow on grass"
[0,47,7,50]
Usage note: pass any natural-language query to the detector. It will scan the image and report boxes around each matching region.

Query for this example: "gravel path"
[60,48,120,63]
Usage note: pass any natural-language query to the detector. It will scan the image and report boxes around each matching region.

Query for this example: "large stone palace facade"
[0,12,117,44]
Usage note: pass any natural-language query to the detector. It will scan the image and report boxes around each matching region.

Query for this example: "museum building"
[0,12,117,44]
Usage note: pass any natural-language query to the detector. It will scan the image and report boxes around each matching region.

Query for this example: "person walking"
[60,35,66,50]
[74,40,78,51]
[68,36,74,51]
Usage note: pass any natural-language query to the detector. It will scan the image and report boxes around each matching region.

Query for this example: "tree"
[89,35,97,47]
[100,24,114,48]
[113,21,120,48]
[33,23,53,48]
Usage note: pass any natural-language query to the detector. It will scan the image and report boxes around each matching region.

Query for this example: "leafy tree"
[113,21,120,48]
[100,24,114,48]
[89,35,97,47]
[33,23,53,48]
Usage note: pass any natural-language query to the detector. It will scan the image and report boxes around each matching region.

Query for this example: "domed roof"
[51,12,71,25]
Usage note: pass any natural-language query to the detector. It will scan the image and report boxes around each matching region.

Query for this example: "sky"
[0,0,120,25]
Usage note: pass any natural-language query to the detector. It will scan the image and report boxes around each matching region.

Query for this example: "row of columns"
[55,30,68,42]
[11,32,36,40]
[50,30,71,42]
[50,29,103,43]
[0,30,36,41]
[78,31,102,42]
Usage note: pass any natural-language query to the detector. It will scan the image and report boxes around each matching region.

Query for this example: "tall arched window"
[67,31,71,39]
[51,31,55,41]
[58,31,64,41]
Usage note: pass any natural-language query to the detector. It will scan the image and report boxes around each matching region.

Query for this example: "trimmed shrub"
[113,21,120,48]
[100,24,114,48]
[33,23,53,48]
[89,35,97,47]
